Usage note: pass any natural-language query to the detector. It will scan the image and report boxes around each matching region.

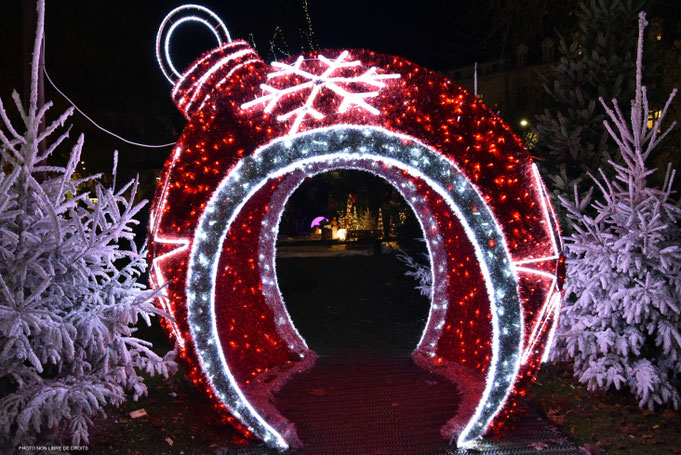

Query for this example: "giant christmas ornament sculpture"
[149,5,564,450]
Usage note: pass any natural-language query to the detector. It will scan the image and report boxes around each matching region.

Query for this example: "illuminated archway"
[149,5,563,451]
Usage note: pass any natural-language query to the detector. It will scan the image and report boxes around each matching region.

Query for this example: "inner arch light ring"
[255,158,448,357]
[186,126,523,449]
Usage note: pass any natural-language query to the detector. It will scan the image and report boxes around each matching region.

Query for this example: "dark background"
[2,1,679,217]
[0,1,576,184]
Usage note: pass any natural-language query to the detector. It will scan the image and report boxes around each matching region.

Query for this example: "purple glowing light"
[310,216,328,228]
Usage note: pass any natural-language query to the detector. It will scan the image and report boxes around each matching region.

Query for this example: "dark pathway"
[275,254,462,454]
[275,357,461,455]
[272,253,578,455]
[276,253,430,358]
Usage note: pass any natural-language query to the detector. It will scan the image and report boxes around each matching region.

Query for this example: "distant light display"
[310,216,328,228]
[149,4,563,451]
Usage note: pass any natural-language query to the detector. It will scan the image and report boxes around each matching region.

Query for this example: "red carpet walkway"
[274,356,462,455]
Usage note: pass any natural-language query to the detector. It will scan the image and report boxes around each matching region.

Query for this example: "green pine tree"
[534,0,644,199]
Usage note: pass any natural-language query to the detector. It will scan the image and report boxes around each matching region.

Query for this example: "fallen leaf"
[527,441,548,451]
[580,444,603,455]
[547,408,566,425]
[129,409,147,419]
[165,437,174,446]
[546,437,569,445]
[620,424,638,434]
[308,388,327,396]
[652,424,661,430]
[596,402,618,411]
[572,407,592,418]
[662,410,678,421]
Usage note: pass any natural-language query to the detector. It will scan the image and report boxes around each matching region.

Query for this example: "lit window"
[647,109,662,130]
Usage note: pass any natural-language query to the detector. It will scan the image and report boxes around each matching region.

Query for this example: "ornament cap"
[155,4,266,119]
[170,40,264,119]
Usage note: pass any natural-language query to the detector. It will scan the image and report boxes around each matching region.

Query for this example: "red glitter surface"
[148,41,562,445]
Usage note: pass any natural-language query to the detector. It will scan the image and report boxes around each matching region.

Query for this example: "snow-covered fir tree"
[395,248,432,299]
[551,12,681,410]
[0,1,176,446]
[534,0,642,197]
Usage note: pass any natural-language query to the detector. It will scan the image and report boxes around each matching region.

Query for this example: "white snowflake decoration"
[241,50,401,134]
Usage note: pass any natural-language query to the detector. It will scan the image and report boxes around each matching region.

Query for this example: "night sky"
[1,1,480,111]
[0,1,496,177]
[0,0,581,184]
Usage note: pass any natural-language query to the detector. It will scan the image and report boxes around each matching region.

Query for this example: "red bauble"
[149,16,562,450]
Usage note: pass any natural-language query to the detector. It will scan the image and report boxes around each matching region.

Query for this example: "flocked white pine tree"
[395,243,432,299]
[397,257,431,298]
[0,1,176,446]
[551,12,681,410]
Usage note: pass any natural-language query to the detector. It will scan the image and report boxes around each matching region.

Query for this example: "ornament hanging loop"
[156,4,232,84]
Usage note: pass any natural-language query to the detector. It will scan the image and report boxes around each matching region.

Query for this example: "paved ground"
[276,252,431,358]
[275,356,462,455]
[271,254,579,455]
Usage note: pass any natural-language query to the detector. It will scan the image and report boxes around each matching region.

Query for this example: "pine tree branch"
[11,91,29,130]
[36,106,73,150]
[27,0,45,125]
[0,97,24,143]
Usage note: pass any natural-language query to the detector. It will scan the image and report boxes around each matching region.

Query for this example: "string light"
[300,0,319,50]
[149,6,563,450]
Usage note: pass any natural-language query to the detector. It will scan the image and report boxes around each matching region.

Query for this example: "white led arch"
[256,158,449,356]
[186,125,523,449]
